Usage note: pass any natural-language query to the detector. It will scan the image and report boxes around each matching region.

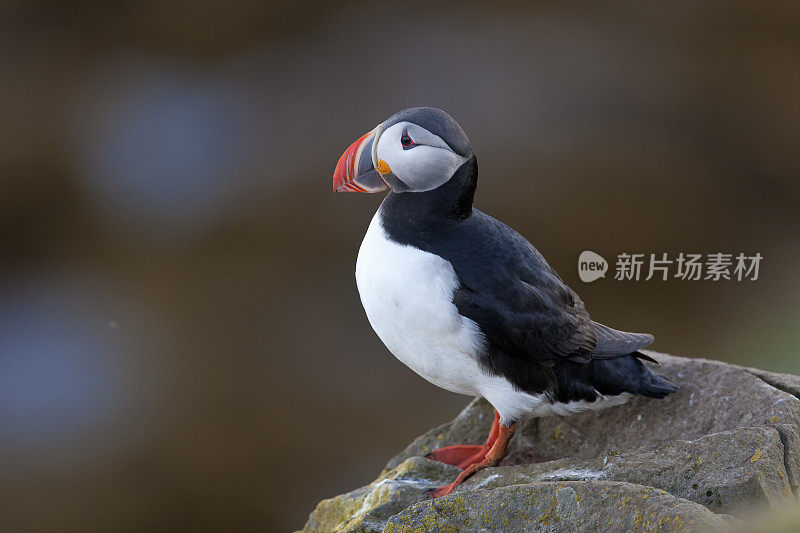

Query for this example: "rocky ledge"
[301,353,800,532]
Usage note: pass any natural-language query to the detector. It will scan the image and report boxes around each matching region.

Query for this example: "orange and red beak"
[333,127,388,193]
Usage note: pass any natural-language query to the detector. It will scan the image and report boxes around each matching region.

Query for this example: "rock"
[742,366,800,399]
[303,457,459,533]
[301,353,800,532]
[385,481,734,532]
[389,354,800,493]
[460,426,793,515]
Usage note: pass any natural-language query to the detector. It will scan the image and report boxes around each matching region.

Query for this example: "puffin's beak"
[333,127,388,193]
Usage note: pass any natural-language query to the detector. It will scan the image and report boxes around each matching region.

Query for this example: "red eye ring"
[400,130,418,150]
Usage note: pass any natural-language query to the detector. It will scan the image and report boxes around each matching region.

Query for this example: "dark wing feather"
[449,211,597,367]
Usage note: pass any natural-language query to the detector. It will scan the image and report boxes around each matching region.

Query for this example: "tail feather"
[591,322,654,358]
[591,354,678,399]
[632,350,660,365]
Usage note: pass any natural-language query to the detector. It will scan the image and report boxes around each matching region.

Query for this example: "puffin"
[332,107,677,498]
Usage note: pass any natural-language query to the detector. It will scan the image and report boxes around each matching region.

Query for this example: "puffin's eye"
[400,131,418,150]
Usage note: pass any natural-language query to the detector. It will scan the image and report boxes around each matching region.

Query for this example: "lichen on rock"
[385,481,733,532]
[302,457,459,533]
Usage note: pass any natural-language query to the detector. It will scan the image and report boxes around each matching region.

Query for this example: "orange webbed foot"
[429,418,516,499]
[425,445,488,469]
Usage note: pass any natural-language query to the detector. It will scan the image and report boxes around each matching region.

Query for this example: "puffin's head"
[333,107,473,194]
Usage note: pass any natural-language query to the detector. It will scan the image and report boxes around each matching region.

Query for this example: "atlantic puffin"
[332,107,677,498]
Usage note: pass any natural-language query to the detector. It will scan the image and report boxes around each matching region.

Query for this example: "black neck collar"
[379,156,478,237]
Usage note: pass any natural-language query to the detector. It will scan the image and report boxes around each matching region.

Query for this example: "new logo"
[578,250,608,283]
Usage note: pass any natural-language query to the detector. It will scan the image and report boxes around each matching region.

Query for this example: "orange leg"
[429,421,516,499]
[425,411,501,469]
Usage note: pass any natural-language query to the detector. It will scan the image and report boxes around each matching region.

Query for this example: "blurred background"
[2,1,799,531]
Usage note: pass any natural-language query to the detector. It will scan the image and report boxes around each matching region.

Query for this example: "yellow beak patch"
[376,159,392,175]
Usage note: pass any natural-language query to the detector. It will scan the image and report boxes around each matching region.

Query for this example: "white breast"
[354,209,630,423]
[355,210,485,396]
[355,210,541,421]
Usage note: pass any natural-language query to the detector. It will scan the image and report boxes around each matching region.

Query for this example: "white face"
[374,121,468,192]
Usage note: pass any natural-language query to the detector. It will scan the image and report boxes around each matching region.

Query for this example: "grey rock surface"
[302,457,460,533]
[460,426,792,516]
[386,481,733,532]
[302,353,800,532]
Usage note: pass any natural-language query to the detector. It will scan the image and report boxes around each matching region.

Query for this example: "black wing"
[448,211,653,374]
[448,211,596,364]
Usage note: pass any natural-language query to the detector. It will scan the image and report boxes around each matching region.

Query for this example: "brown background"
[2,1,799,531]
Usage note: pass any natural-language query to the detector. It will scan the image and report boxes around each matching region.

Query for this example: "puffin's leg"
[429,420,516,499]
[425,411,500,469]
